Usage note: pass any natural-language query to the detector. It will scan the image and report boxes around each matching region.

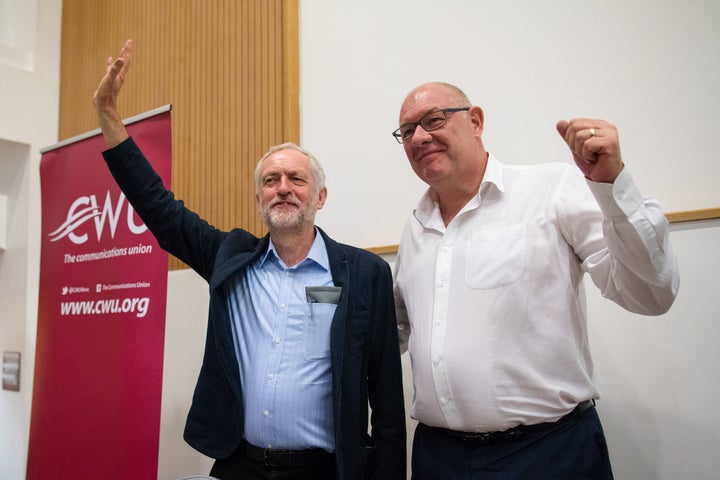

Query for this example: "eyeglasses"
[392,107,470,144]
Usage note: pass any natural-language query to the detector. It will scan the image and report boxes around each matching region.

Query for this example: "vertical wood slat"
[282,0,300,143]
[59,0,300,270]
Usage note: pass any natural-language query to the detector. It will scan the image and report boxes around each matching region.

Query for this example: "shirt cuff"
[586,168,643,219]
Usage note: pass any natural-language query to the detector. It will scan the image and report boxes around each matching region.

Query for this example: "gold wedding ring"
[588,128,596,137]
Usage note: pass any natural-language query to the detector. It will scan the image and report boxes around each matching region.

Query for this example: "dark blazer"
[103,138,406,480]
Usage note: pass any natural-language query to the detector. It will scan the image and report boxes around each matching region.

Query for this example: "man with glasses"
[92,39,406,480]
[392,82,679,479]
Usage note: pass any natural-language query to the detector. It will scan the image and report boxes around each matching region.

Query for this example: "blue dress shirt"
[226,230,336,451]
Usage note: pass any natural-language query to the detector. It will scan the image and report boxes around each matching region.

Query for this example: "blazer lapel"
[321,229,350,421]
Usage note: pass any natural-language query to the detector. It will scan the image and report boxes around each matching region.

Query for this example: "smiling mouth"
[417,149,442,162]
[271,200,299,208]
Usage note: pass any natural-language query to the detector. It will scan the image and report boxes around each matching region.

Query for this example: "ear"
[316,187,328,210]
[469,105,485,135]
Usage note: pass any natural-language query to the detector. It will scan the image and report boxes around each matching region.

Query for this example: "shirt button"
[273,337,281,344]
[263,410,270,417]
[285,271,291,277]
[433,357,441,366]
[440,398,449,406]
[280,304,286,309]
[268,373,275,379]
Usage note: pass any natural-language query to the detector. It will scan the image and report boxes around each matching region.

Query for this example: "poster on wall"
[27,107,172,480]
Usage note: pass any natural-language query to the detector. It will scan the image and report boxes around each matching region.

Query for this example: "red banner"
[28,110,172,479]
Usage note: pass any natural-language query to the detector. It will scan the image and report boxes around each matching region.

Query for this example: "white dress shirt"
[394,154,679,433]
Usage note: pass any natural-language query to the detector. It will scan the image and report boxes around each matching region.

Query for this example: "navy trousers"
[412,405,614,479]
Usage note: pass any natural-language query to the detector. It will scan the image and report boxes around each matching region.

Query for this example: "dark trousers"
[209,441,337,480]
[412,405,614,479]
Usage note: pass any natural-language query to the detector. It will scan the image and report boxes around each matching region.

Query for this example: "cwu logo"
[49,191,147,244]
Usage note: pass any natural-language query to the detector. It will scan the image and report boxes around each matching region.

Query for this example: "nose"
[276,176,292,194]
[409,124,432,146]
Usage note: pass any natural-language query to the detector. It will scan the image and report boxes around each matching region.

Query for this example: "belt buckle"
[461,428,522,444]
[264,449,291,468]
[474,432,498,445]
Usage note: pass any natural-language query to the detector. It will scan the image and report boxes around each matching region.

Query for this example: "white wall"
[0,0,61,478]
[587,219,720,479]
[299,0,720,248]
[156,270,215,478]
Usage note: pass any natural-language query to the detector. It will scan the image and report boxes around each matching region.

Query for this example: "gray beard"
[261,203,316,231]
[260,189,320,231]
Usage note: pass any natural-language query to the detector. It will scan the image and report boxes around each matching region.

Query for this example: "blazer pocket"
[357,445,376,480]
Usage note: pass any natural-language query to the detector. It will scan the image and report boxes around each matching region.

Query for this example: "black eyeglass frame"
[392,107,470,144]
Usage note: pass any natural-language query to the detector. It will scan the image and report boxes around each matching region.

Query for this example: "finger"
[104,56,114,76]
[573,129,588,160]
[555,120,569,138]
[118,39,133,78]
[580,136,600,164]
[569,121,593,153]
[579,126,605,161]
[122,39,133,66]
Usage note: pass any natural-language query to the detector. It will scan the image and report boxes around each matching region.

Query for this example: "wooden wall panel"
[60,0,299,270]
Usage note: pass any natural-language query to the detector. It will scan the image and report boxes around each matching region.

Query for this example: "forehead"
[399,85,458,123]
[259,149,311,176]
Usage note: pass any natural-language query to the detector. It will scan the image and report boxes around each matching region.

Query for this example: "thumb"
[555,120,569,138]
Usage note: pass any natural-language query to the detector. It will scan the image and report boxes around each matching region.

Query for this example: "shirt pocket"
[465,223,527,289]
[303,302,337,360]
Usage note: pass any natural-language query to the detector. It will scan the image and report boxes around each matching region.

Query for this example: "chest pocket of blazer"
[465,223,527,289]
[303,302,336,360]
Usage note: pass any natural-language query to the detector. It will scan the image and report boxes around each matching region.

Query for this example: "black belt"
[428,400,594,445]
[241,439,335,468]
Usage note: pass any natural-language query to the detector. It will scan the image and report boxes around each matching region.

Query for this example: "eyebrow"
[398,107,444,128]
[262,169,309,180]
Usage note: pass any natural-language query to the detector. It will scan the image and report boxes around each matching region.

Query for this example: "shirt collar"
[261,227,330,271]
[482,153,505,193]
[413,153,506,229]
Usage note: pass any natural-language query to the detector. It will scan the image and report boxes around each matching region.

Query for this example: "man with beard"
[92,39,406,480]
